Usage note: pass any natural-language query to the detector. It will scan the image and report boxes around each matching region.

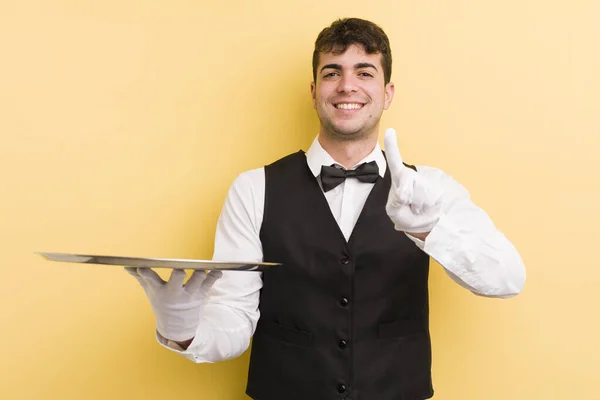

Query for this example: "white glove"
[384,128,444,233]
[126,267,222,341]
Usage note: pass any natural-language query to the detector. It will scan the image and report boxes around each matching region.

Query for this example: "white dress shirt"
[157,136,526,363]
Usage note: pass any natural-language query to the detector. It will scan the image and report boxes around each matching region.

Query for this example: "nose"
[337,74,358,94]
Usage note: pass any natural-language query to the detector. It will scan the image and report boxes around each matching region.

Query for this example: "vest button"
[339,297,349,306]
[338,339,348,349]
[337,384,347,394]
[340,257,350,265]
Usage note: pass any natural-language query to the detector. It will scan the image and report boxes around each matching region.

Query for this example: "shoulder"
[265,150,306,168]
[414,164,446,178]
[415,165,470,198]
[229,167,265,195]
[229,151,306,195]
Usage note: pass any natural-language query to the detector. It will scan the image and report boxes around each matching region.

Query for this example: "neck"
[317,131,379,169]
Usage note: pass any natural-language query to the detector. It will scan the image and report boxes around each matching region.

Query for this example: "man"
[127,18,525,400]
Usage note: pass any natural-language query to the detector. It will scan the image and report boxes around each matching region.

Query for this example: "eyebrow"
[320,63,379,73]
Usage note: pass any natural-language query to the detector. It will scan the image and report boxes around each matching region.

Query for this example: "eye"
[323,71,340,78]
[359,72,374,78]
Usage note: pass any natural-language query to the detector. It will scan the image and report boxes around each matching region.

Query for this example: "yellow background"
[1,0,598,399]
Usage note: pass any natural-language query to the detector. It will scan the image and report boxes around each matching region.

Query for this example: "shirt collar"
[305,135,387,178]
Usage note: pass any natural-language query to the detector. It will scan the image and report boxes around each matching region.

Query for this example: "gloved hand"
[384,128,444,234]
[126,267,222,341]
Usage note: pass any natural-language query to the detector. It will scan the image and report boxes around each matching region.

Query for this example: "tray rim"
[35,251,281,270]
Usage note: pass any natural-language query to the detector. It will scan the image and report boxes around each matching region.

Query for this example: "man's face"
[311,44,394,141]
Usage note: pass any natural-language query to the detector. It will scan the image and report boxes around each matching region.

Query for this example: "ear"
[310,81,317,109]
[383,82,395,110]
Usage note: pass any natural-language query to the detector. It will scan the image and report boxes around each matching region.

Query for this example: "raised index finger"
[383,128,406,184]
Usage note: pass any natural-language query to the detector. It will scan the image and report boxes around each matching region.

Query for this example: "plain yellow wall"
[1,0,598,399]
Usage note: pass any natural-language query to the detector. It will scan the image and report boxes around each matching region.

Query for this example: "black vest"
[246,151,433,400]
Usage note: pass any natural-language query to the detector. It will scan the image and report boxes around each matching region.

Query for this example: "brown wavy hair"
[312,18,392,84]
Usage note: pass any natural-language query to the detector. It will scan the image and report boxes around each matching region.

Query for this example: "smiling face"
[311,44,395,142]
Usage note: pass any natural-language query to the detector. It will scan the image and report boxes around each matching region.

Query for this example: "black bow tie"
[320,161,380,192]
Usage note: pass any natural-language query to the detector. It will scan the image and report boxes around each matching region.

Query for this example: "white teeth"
[335,103,363,110]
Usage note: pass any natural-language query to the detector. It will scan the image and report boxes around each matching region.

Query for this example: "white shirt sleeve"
[157,168,265,362]
[405,166,526,298]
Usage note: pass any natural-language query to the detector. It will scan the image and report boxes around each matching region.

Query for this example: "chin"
[330,128,369,141]
[319,115,377,141]
[335,121,377,138]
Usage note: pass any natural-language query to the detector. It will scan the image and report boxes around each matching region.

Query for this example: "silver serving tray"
[36,252,280,271]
